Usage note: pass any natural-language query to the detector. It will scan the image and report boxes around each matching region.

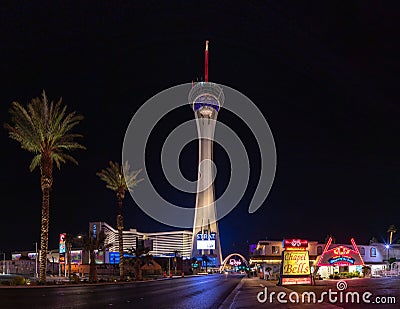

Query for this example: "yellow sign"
[282,251,310,275]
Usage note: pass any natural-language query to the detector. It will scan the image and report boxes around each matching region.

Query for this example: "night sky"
[1,1,399,257]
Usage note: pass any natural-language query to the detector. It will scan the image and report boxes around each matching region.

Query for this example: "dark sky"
[1,1,399,257]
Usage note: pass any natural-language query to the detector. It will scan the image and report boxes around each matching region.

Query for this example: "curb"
[218,277,244,309]
[0,274,203,289]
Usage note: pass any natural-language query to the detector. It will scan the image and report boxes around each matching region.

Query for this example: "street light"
[385,244,390,269]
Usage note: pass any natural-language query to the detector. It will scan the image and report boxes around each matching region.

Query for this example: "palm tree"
[173,249,180,274]
[4,91,85,283]
[65,234,73,279]
[96,161,142,280]
[78,231,106,283]
[387,225,397,245]
[201,255,210,273]
[127,246,153,281]
[370,236,379,245]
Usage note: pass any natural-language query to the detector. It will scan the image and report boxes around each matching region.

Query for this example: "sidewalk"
[220,277,343,308]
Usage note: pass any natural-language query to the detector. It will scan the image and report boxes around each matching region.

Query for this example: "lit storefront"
[316,237,364,278]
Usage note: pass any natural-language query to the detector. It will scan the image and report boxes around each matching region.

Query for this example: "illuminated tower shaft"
[189,41,224,266]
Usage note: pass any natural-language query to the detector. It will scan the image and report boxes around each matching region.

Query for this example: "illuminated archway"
[220,253,249,272]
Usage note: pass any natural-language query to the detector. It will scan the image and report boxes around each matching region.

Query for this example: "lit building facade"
[250,239,400,279]
[90,222,192,259]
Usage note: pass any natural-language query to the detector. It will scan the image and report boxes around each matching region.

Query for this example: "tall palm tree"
[387,225,397,245]
[96,161,142,280]
[4,91,85,283]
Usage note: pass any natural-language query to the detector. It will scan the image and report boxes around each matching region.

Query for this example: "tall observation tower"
[189,41,224,267]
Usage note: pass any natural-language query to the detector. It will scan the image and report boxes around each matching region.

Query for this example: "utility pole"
[35,242,38,278]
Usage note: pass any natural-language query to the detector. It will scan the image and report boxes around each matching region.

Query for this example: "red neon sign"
[317,238,365,266]
[283,239,308,249]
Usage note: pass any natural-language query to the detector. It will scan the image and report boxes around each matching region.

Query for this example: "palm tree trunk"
[117,196,124,280]
[67,242,72,279]
[89,250,98,283]
[134,259,142,281]
[39,156,52,283]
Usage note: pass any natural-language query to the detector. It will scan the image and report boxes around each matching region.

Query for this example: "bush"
[11,276,26,286]
[329,274,333,279]
[333,274,340,279]
[70,274,81,284]
[338,271,360,279]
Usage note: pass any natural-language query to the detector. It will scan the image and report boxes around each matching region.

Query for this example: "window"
[317,246,323,255]
[359,247,365,256]
[272,246,280,254]
[370,247,377,257]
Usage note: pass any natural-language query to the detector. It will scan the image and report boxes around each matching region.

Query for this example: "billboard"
[12,254,21,261]
[28,253,38,260]
[282,277,312,285]
[109,252,120,264]
[197,240,215,249]
[59,233,66,254]
[70,250,82,264]
[94,250,104,264]
[282,251,310,275]
[281,238,312,286]
[196,231,216,250]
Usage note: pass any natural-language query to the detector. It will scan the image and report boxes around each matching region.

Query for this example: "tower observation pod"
[189,41,224,268]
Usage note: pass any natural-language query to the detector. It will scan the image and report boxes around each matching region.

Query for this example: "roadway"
[0,274,243,309]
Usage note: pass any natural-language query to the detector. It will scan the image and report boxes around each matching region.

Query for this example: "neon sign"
[59,233,66,254]
[229,259,242,266]
[283,239,308,251]
[317,238,365,267]
[282,251,310,275]
[329,256,355,265]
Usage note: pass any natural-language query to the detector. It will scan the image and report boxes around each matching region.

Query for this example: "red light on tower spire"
[205,40,209,82]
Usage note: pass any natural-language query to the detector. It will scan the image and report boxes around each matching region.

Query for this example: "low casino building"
[90,222,193,259]
[250,238,400,279]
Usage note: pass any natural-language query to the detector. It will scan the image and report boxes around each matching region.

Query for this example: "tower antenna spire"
[205,40,209,82]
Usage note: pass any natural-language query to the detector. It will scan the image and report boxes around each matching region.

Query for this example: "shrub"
[11,276,26,286]
[70,274,81,284]
[333,274,340,279]
[329,274,333,279]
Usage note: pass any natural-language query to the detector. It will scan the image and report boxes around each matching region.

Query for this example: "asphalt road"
[0,274,243,309]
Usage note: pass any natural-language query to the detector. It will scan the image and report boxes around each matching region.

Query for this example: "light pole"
[385,244,390,271]
[1,253,3,275]
[35,242,38,278]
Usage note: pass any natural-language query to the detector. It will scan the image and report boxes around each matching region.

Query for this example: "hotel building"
[90,222,192,259]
